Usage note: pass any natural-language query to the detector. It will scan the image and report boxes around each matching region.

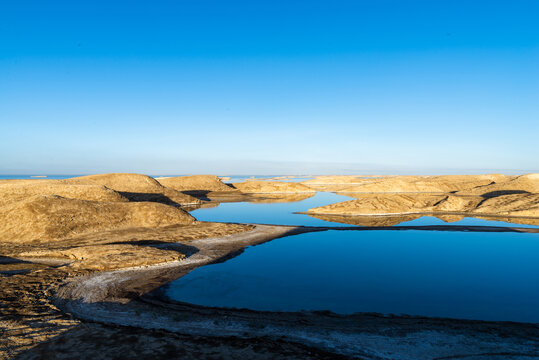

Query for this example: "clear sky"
[1,0,538,175]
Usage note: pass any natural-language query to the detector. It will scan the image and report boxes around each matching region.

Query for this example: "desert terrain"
[1,173,538,359]
[305,174,539,226]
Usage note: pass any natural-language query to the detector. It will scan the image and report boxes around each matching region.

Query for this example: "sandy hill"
[473,193,539,218]
[308,194,446,215]
[0,182,128,205]
[158,175,236,193]
[302,175,385,185]
[60,173,200,206]
[300,176,378,191]
[61,173,164,193]
[0,195,195,243]
[307,193,539,220]
[232,181,315,193]
[336,175,508,193]
[456,174,539,196]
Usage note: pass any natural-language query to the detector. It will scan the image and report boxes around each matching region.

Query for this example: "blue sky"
[1,0,538,175]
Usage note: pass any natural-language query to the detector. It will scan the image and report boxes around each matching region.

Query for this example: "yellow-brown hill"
[302,175,381,185]
[0,195,195,243]
[60,173,163,192]
[336,175,508,193]
[456,174,539,196]
[60,173,200,205]
[158,175,236,193]
[0,182,128,205]
[232,181,315,193]
[307,193,539,219]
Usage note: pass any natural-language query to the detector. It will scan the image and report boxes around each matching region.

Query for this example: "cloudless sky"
[1,0,538,175]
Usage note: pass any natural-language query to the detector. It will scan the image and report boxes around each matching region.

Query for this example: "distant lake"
[191,191,539,228]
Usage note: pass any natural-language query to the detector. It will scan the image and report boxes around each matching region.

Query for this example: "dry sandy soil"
[232,180,316,193]
[302,174,513,193]
[158,175,237,193]
[1,173,539,359]
[0,195,195,243]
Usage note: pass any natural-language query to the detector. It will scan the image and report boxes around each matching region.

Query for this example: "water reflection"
[308,214,422,227]
[308,213,539,228]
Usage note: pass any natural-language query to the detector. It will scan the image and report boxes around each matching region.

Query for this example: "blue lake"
[172,192,539,322]
[192,191,539,228]
[165,229,539,323]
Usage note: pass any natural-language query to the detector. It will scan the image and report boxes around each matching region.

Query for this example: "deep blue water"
[165,230,539,322]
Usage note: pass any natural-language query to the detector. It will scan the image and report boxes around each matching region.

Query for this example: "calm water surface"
[192,192,354,226]
[192,191,539,228]
[171,191,539,322]
[165,230,539,322]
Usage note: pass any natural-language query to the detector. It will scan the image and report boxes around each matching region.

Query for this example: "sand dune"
[302,175,376,185]
[307,193,539,221]
[158,175,236,193]
[473,193,539,217]
[301,176,377,191]
[232,181,315,193]
[0,195,195,243]
[0,182,128,205]
[456,173,539,196]
[60,173,200,205]
[309,194,445,215]
[61,173,164,192]
[335,175,508,193]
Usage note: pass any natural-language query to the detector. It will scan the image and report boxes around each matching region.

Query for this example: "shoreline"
[51,223,539,358]
[302,210,539,221]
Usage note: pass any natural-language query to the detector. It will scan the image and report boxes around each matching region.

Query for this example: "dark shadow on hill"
[480,190,530,198]
[181,190,212,201]
[119,192,185,206]
[0,255,33,265]
[0,256,50,276]
[107,240,199,257]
